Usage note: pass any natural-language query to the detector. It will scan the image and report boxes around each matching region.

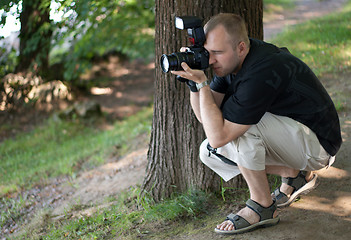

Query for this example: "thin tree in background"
[17,0,52,76]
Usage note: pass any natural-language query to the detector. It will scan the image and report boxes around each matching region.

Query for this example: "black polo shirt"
[210,38,342,156]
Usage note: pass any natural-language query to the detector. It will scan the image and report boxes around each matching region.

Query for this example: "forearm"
[198,85,227,147]
[190,91,202,123]
[190,86,225,124]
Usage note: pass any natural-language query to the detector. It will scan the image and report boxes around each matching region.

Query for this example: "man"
[171,13,342,235]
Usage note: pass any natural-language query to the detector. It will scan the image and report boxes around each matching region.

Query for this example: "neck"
[233,45,250,74]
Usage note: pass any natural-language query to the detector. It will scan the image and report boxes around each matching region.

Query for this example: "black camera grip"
[176,75,198,92]
[176,75,188,82]
[185,79,198,92]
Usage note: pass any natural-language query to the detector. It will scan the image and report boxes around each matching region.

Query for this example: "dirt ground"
[1,0,351,239]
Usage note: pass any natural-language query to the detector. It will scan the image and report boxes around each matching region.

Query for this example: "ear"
[237,41,247,56]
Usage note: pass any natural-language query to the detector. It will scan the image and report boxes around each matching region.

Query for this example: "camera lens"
[161,56,170,73]
[160,52,194,73]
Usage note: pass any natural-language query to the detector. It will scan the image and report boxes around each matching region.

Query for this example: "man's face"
[204,25,241,76]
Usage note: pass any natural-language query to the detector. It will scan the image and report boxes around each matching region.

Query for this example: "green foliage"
[270,1,351,77]
[53,0,155,81]
[0,46,17,77]
[1,0,54,79]
[0,1,19,78]
[1,0,155,81]
[0,107,153,196]
[0,0,20,21]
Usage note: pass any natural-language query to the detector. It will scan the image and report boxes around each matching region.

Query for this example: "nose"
[209,53,216,65]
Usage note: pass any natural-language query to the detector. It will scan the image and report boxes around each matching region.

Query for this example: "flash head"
[175,16,202,30]
[175,17,185,29]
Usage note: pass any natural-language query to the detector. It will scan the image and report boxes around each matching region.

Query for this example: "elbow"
[208,142,224,149]
[205,123,250,149]
[207,131,240,149]
[206,130,228,148]
[207,137,227,149]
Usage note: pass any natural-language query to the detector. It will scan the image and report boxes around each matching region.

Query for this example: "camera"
[160,16,209,73]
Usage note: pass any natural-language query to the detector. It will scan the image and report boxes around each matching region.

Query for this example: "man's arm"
[197,84,251,148]
[172,63,251,148]
[190,90,224,124]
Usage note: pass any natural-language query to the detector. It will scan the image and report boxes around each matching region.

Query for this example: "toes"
[217,220,234,231]
[224,223,234,231]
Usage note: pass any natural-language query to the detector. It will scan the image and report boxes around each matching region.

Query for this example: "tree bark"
[17,0,52,77]
[142,0,263,201]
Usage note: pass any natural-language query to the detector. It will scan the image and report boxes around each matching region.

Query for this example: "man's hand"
[171,62,208,84]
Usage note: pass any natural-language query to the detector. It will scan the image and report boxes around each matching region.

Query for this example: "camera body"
[160,16,209,73]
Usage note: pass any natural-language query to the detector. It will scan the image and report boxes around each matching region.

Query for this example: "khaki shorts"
[199,112,333,182]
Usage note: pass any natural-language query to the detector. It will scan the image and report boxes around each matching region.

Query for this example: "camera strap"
[206,143,237,166]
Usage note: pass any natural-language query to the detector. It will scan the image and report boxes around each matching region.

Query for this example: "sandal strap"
[226,213,251,230]
[281,171,307,193]
[273,188,288,201]
[245,199,277,221]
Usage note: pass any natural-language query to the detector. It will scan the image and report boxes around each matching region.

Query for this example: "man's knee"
[199,139,210,164]
[198,139,242,181]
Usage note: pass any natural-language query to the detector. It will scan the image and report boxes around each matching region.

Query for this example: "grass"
[0,107,153,196]
[0,197,26,229]
[270,0,351,77]
[17,188,214,239]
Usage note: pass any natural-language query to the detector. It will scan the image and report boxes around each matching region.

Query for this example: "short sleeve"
[221,62,284,124]
[210,75,233,93]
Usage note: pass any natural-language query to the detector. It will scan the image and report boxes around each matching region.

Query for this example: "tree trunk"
[17,0,52,77]
[142,0,263,201]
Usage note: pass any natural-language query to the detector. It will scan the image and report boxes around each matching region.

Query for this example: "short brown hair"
[204,13,250,48]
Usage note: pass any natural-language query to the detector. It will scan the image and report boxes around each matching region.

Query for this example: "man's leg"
[208,113,329,232]
[216,165,277,231]
[265,165,314,198]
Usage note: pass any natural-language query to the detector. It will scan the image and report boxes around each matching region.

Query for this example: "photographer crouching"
[162,13,342,235]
